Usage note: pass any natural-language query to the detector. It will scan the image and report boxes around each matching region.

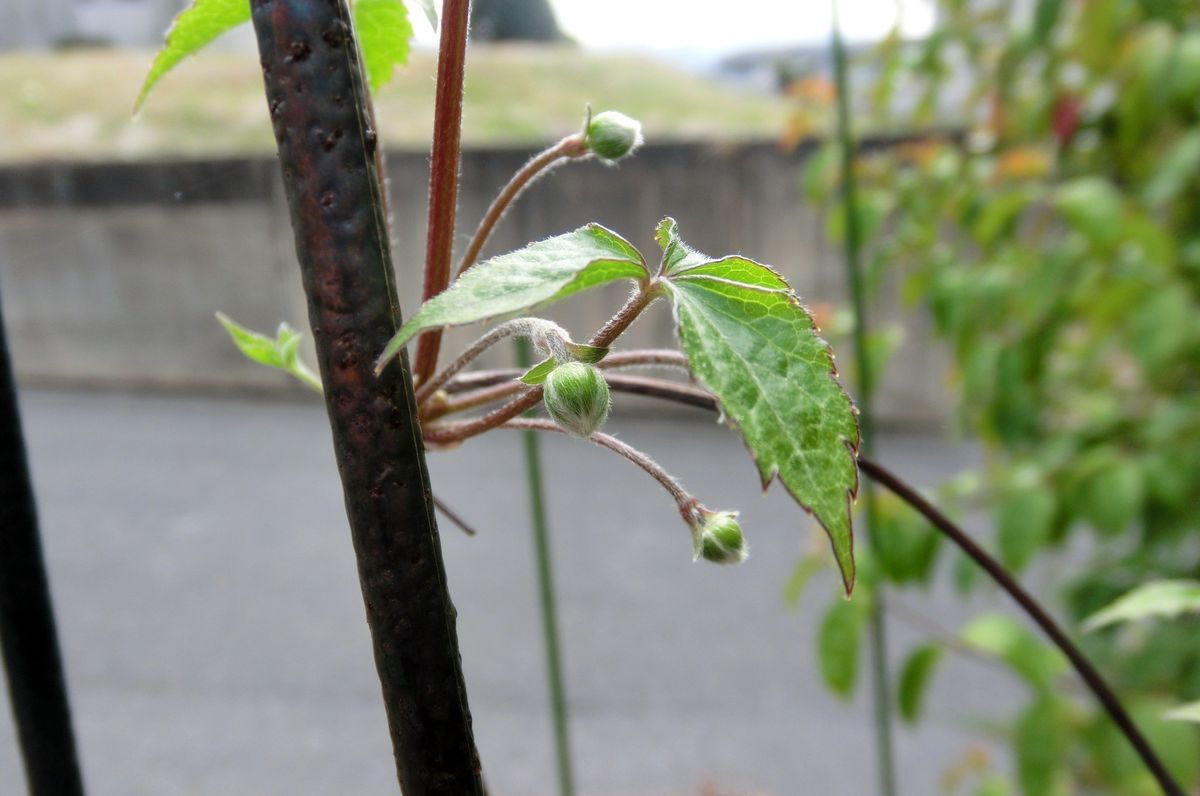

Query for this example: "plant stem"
[830,8,896,794]
[858,458,1186,796]
[413,0,472,386]
[432,495,477,537]
[423,286,659,446]
[580,374,1185,796]
[503,418,697,517]
[416,318,564,405]
[0,287,86,796]
[514,340,576,796]
[456,136,587,277]
[251,2,483,791]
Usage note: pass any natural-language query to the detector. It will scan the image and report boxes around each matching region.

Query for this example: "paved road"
[1,389,1038,795]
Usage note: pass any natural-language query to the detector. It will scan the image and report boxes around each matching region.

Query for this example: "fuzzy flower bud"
[690,509,748,565]
[584,111,644,162]
[543,362,611,437]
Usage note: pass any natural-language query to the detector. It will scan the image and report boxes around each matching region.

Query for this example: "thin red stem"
[413,0,472,385]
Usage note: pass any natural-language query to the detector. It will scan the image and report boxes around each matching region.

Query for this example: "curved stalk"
[423,287,660,445]
[456,135,588,277]
[587,374,1185,796]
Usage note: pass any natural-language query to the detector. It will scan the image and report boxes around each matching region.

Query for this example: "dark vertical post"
[250,2,483,792]
[0,284,86,796]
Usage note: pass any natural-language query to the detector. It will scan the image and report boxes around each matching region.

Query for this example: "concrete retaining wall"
[0,142,953,425]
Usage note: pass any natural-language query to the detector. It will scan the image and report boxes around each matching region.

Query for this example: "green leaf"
[216,313,322,392]
[1054,177,1124,247]
[996,477,1057,573]
[1082,580,1200,632]
[354,0,413,92]
[1165,701,1200,724]
[376,224,648,371]
[818,597,863,698]
[872,493,940,584]
[1078,457,1143,536]
[661,223,860,592]
[897,644,942,723]
[520,357,556,385]
[960,614,1067,690]
[136,0,252,111]
[781,553,825,608]
[1016,695,1070,796]
[1142,130,1200,207]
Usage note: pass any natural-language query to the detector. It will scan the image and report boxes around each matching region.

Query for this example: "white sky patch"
[553,0,935,52]
[411,0,936,55]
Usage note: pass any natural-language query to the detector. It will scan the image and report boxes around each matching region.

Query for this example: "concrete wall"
[0,142,953,425]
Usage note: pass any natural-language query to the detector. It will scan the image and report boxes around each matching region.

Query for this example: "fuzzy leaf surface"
[662,225,860,591]
[354,0,413,92]
[376,224,647,370]
[136,0,251,111]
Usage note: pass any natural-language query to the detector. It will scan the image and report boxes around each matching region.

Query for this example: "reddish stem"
[413,0,472,385]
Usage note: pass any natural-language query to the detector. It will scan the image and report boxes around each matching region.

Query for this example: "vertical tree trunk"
[249,2,483,792]
[0,285,86,796]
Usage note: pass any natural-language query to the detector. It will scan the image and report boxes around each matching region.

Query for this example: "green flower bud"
[584,111,643,162]
[690,510,748,565]
[543,362,611,437]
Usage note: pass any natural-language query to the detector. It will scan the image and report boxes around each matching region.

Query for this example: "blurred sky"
[410,0,936,57]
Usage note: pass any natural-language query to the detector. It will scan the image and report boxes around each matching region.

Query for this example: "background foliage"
[800,1,1200,793]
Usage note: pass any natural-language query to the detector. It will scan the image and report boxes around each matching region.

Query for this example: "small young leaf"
[136,0,252,111]
[216,313,321,392]
[1082,580,1200,632]
[661,222,860,592]
[520,357,557,385]
[897,644,942,723]
[353,0,413,92]
[376,224,648,371]
[818,597,863,698]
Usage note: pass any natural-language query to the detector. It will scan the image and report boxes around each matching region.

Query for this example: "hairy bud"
[543,362,611,437]
[690,509,748,565]
[584,111,644,162]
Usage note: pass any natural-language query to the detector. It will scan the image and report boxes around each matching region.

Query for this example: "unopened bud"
[584,111,643,162]
[543,362,611,437]
[690,510,748,565]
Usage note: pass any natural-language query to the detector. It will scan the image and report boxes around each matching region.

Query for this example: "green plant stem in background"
[515,338,576,796]
[830,7,897,794]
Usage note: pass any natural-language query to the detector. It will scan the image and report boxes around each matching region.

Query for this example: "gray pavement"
[1,389,1037,795]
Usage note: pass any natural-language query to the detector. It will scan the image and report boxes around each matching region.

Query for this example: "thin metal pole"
[0,282,86,796]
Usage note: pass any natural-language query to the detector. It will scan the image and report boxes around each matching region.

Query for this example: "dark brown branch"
[251,2,483,791]
[0,283,85,796]
[413,0,473,385]
[593,374,1186,796]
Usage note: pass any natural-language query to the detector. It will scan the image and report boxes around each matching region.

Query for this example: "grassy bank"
[0,45,789,163]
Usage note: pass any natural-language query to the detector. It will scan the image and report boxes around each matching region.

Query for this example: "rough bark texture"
[0,284,86,796]
[250,2,483,792]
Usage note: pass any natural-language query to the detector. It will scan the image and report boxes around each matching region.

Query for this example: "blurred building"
[0,0,251,50]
